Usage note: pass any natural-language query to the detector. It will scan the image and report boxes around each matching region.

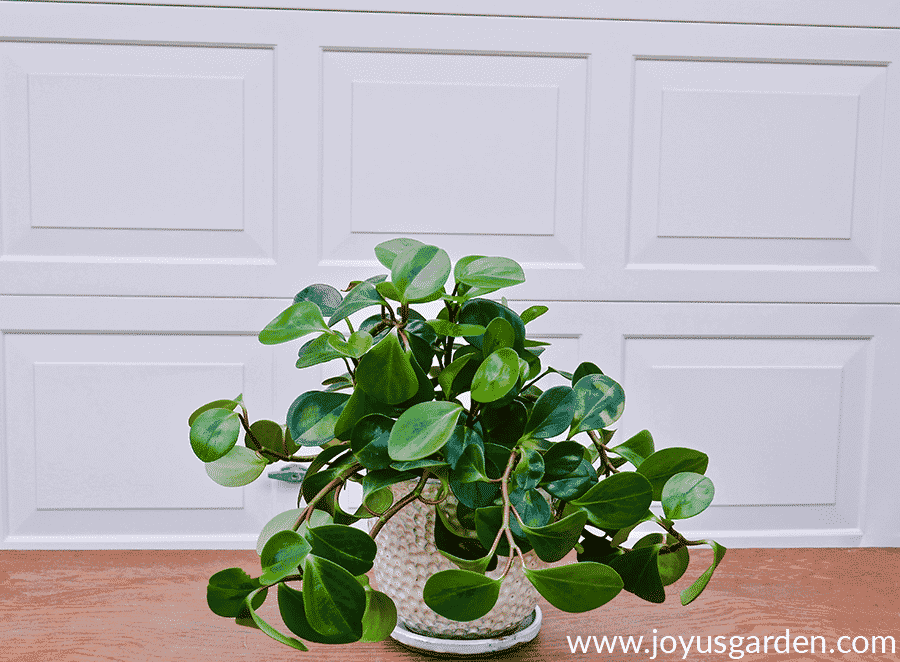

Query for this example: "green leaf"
[457,298,526,353]
[443,424,485,470]
[391,244,451,303]
[350,413,394,470]
[521,511,587,563]
[287,391,351,447]
[361,468,418,501]
[662,472,715,520]
[522,386,576,439]
[294,284,344,318]
[390,457,448,472]
[608,543,666,604]
[334,389,396,441]
[305,524,377,576]
[523,562,623,613]
[427,319,487,338]
[356,331,419,405]
[302,554,367,638]
[388,400,463,461]
[434,509,494,573]
[375,280,403,302]
[361,589,398,642]
[608,429,654,468]
[571,362,603,387]
[513,449,545,491]
[356,486,393,518]
[656,535,690,586]
[296,332,346,369]
[637,448,710,501]
[455,256,525,290]
[576,528,624,565]
[520,305,548,325]
[542,441,585,481]
[568,374,626,437]
[327,331,374,359]
[205,445,267,487]
[278,582,359,644]
[438,352,478,400]
[482,318,515,356]
[207,568,267,618]
[188,399,240,427]
[259,301,331,345]
[242,587,309,651]
[509,487,551,529]
[544,457,597,500]
[480,400,528,447]
[328,282,385,327]
[375,237,425,269]
[452,443,491,484]
[256,508,304,555]
[681,541,727,605]
[423,569,501,621]
[470,348,520,403]
[571,472,654,530]
[190,408,241,463]
[247,419,284,456]
[260,530,311,585]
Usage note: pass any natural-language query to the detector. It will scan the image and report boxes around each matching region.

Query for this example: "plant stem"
[498,449,520,579]
[369,472,431,539]
[521,368,553,394]
[654,515,706,554]
[291,462,362,531]
[587,429,619,476]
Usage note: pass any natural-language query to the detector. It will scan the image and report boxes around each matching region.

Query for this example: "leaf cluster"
[188,238,726,649]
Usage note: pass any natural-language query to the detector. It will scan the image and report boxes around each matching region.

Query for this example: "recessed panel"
[0,41,274,261]
[321,49,588,268]
[629,58,886,268]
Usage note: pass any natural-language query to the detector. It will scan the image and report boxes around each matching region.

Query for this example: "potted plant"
[188,238,726,653]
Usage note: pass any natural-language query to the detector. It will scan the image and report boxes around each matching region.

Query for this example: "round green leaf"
[609,429,655,468]
[470,348,519,403]
[259,301,331,345]
[355,331,419,405]
[455,256,525,290]
[205,445,267,486]
[544,457,597,500]
[570,472,654,530]
[458,298,526,353]
[568,374,626,437]
[522,385,576,439]
[523,562,623,613]
[190,408,241,462]
[302,555,367,638]
[513,449,545,491]
[207,568,267,618]
[327,331,374,359]
[607,543,666,604]
[304,524,377,576]
[542,441,585,481]
[260,529,312,585]
[482,318,515,356]
[423,569,501,622]
[350,413,394,470]
[296,332,346,369]
[520,305,548,325]
[247,419,284,455]
[374,237,425,269]
[188,398,239,427]
[391,244,451,302]
[571,361,603,387]
[287,391,351,447]
[636,448,710,501]
[657,536,690,586]
[388,400,463,461]
[662,472,715,519]
[256,508,304,555]
[293,284,343,318]
[360,589,398,642]
[521,510,588,563]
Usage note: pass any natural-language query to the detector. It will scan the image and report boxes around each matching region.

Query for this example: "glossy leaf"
[482,318,515,356]
[434,508,494,573]
[294,284,343,318]
[521,510,587,563]
[328,282,385,327]
[190,408,241,463]
[388,400,463,461]
[480,400,528,448]
[544,457,597,500]
[361,468,418,502]
[188,399,240,427]
[302,554,367,638]
[355,331,419,405]
[542,441,585,481]
[260,530,311,585]
[287,391,351,447]
[522,386,576,439]
[360,589,398,642]
[256,508,304,555]
[391,244,451,302]
[457,298,526,353]
[470,348,519,403]
[608,543,666,604]
[656,535,690,586]
[523,562,623,613]
[571,472,654,530]
[242,588,309,651]
[520,305,548,325]
[205,445,267,487]
[327,331,374,359]
[681,541,727,605]
[452,443,491,484]
[509,487,551,529]
[259,301,331,345]
[443,424,485,470]
[513,449,545,491]
[438,352,478,400]
[374,237,425,269]
[278,582,359,644]
[636,448,710,501]
[455,256,525,290]
[350,413,394,470]
[423,569,501,621]
[296,332,346,369]
[247,419,284,456]
[207,568,267,618]
[305,524,377,576]
[662,472,715,520]
[609,429,654,468]
[427,319,487,338]
[571,362,603,387]
[568,374,626,437]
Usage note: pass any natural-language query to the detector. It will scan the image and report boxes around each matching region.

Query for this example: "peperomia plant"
[188,238,725,650]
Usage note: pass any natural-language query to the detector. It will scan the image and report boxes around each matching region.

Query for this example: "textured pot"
[371,480,548,639]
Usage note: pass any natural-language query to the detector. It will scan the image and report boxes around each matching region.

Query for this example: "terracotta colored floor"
[1,548,898,661]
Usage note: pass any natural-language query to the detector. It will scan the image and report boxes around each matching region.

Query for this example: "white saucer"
[389,606,542,656]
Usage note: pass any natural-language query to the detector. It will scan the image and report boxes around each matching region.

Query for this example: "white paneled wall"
[0,1,897,548]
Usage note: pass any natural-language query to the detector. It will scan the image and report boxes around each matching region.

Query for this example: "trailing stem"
[292,462,363,531]
[369,472,431,539]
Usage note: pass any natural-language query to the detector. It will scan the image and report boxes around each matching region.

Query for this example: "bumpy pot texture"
[371,480,548,639]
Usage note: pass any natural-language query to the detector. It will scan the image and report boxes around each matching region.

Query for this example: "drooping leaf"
[521,511,587,563]
[260,530,311,585]
[662,472,715,520]
[422,569,501,621]
[190,408,241,463]
[259,301,331,345]
[360,589,398,642]
[523,562,623,613]
[205,445,267,487]
[608,542,666,604]
[522,385,576,440]
[278,582,359,644]
[207,568,267,618]
[355,331,419,405]
[294,284,344,318]
[681,541,727,605]
[636,448,709,501]
[302,554,367,638]
[470,348,520,403]
[361,468,418,502]
[287,391,351,447]
[434,507,494,573]
[388,400,463,461]
[241,588,308,651]
[304,524,377,576]
[570,472,654,530]
[568,374,626,437]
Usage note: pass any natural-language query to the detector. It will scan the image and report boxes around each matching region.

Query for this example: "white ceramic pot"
[371,479,547,640]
